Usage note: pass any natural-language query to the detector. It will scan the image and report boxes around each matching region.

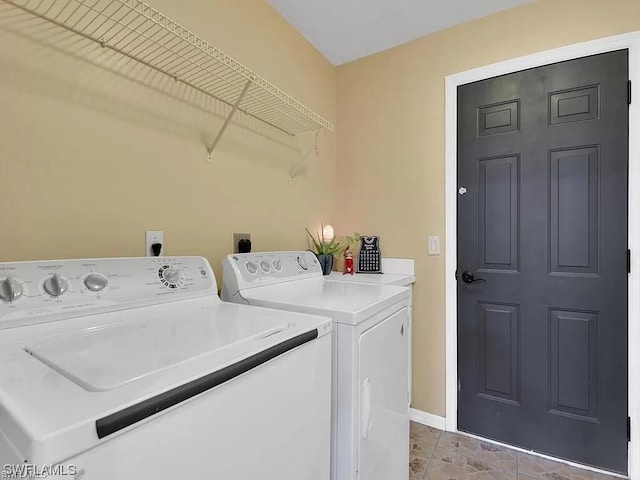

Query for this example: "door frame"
[444,31,640,477]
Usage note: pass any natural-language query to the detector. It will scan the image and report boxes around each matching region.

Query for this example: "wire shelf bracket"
[2,0,335,164]
[207,78,251,162]
[288,128,321,184]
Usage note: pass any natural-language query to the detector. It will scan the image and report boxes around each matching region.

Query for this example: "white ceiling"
[267,0,534,65]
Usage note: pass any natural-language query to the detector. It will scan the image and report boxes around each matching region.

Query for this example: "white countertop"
[328,271,415,287]
[329,258,415,287]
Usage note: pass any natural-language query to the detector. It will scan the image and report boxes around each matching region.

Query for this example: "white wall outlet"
[145,230,164,257]
[428,236,440,256]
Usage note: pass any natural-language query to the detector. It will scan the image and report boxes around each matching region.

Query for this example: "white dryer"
[0,256,332,480]
[221,251,410,480]
[328,263,416,405]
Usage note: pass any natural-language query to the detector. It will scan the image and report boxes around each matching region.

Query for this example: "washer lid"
[24,309,288,392]
[0,299,331,465]
[240,277,410,325]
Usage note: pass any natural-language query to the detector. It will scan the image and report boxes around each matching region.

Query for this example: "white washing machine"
[221,251,410,480]
[0,256,332,480]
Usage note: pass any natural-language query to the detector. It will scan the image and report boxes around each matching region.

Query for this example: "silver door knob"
[43,273,68,297]
[0,277,23,302]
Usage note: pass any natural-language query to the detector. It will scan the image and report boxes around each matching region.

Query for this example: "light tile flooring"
[409,422,622,480]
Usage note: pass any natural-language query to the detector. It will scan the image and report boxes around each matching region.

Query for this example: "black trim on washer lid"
[95,328,319,439]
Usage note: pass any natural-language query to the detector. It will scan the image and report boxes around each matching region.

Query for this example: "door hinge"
[628,416,631,442]
[628,80,632,105]
[628,249,631,274]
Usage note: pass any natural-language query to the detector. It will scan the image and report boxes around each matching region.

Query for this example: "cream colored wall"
[4,0,640,421]
[336,0,640,416]
[0,0,336,284]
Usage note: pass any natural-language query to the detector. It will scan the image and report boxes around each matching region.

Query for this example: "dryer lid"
[240,277,410,325]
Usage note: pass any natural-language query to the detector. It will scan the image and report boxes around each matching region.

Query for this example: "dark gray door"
[457,50,629,473]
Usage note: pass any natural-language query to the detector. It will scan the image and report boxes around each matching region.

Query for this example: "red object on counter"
[343,248,354,275]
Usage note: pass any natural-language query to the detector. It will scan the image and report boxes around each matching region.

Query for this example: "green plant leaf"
[305,227,322,254]
[316,232,324,253]
[306,226,358,256]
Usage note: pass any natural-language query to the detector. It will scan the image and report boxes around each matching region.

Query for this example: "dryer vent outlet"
[233,233,251,254]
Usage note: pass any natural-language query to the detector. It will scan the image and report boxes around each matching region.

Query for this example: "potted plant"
[306,225,360,275]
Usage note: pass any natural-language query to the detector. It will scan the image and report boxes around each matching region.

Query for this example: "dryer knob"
[84,273,108,292]
[43,273,68,297]
[245,262,258,275]
[260,260,271,273]
[0,277,23,302]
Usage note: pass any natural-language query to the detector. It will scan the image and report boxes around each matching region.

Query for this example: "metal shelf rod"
[2,0,334,169]
[4,0,295,137]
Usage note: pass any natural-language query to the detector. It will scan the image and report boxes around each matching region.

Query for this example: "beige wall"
[3,0,640,420]
[336,0,640,416]
[0,0,336,284]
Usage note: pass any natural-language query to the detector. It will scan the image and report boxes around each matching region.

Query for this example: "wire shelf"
[2,0,334,146]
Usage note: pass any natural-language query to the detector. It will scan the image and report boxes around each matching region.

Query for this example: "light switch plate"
[428,236,440,256]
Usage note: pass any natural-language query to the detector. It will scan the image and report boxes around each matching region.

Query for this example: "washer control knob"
[84,273,108,292]
[0,277,23,302]
[43,274,68,297]
[297,256,308,270]
[245,262,258,275]
[273,259,282,271]
[260,260,271,273]
[162,268,181,284]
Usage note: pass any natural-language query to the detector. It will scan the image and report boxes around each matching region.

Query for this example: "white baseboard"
[409,408,446,430]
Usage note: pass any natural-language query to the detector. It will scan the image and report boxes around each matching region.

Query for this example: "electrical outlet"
[233,233,251,253]
[146,231,164,257]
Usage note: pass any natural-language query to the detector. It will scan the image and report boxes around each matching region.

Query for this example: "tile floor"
[409,422,622,480]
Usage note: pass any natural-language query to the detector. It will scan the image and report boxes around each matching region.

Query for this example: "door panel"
[549,146,600,274]
[478,155,520,272]
[549,309,599,420]
[457,50,628,473]
[477,302,520,404]
[549,85,599,125]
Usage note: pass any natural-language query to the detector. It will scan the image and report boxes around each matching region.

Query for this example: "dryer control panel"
[0,257,216,330]
[221,251,322,296]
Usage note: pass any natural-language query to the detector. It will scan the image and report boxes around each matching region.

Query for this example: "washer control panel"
[0,257,216,330]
